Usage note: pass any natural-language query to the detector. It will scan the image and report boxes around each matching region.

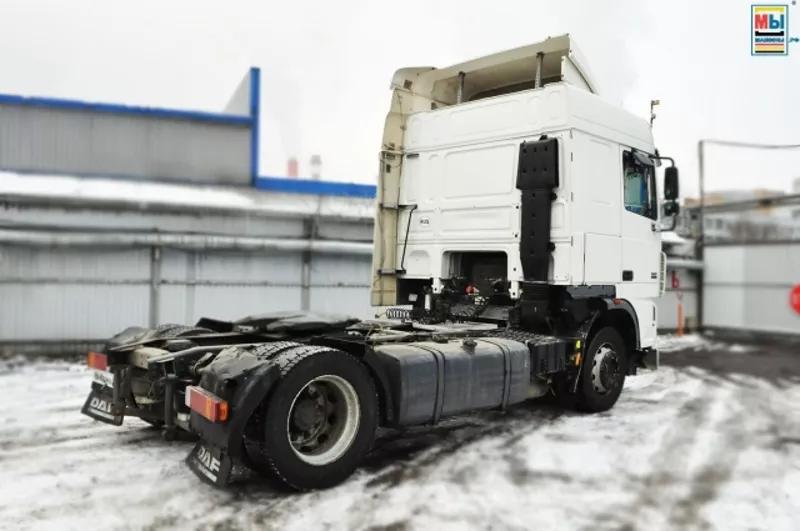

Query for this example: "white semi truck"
[81,34,680,491]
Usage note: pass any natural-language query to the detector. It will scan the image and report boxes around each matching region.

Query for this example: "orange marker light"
[87,352,108,371]
[187,386,229,423]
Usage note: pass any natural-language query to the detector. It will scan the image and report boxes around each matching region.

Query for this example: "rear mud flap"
[186,441,233,487]
[81,388,124,426]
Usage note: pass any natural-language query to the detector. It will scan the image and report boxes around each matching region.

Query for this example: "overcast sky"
[2,0,799,196]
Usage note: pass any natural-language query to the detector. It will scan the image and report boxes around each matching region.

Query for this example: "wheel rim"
[286,374,361,466]
[591,342,622,395]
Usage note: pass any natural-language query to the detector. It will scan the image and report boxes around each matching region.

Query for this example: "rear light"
[186,386,229,423]
[87,352,108,371]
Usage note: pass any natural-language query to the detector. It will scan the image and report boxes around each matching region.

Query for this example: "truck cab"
[371,33,680,356]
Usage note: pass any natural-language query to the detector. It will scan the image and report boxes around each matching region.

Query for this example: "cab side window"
[622,151,657,220]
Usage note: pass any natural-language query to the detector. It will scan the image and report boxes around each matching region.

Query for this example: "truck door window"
[622,151,657,220]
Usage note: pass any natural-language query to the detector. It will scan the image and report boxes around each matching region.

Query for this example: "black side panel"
[528,339,569,375]
[516,137,559,189]
[516,137,559,282]
[489,329,571,377]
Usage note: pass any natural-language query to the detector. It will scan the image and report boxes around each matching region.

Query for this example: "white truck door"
[619,147,661,344]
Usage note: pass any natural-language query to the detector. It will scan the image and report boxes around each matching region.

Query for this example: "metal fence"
[0,245,373,346]
[666,139,800,338]
[699,194,800,337]
[676,185,800,337]
[703,242,800,335]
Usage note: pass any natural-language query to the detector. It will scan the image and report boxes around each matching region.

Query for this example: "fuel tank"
[373,337,531,427]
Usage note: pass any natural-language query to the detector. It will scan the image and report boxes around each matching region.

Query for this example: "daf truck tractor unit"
[80,34,681,491]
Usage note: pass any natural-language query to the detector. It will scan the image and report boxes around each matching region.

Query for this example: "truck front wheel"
[253,347,378,491]
[576,326,627,413]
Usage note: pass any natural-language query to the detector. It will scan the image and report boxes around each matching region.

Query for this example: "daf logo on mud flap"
[90,397,112,414]
[196,446,221,474]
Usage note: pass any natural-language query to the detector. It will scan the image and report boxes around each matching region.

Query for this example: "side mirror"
[663,201,680,217]
[664,167,679,201]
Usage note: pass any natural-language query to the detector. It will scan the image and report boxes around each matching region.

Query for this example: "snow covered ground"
[1,334,799,531]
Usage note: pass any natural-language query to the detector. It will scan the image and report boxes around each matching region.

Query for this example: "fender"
[189,346,287,460]
[570,310,601,394]
[569,300,640,394]
[359,347,397,427]
[601,298,641,350]
[222,363,281,459]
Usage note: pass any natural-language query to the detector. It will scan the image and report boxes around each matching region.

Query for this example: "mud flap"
[642,348,660,370]
[186,441,233,487]
[81,389,123,426]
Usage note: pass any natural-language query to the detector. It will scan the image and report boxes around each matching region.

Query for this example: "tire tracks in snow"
[588,375,734,531]
[591,366,797,531]
[338,405,567,531]
[664,390,745,530]
[363,405,566,491]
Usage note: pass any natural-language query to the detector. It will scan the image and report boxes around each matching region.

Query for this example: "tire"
[575,326,628,413]
[252,345,378,491]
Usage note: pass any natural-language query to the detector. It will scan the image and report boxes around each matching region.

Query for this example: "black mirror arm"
[651,155,675,167]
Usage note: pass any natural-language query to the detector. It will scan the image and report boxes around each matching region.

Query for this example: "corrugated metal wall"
[0,245,373,345]
[0,246,151,341]
[0,104,252,185]
[0,177,376,353]
[310,254,373,316]
[704,243,800,335]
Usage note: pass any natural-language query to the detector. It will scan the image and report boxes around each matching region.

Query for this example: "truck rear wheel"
[253,346,378,491]
[576,326,627,413]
